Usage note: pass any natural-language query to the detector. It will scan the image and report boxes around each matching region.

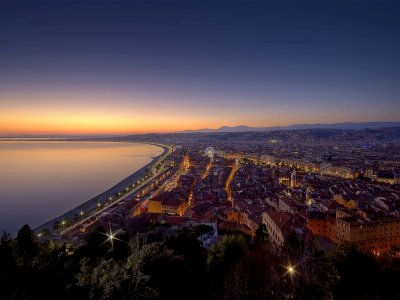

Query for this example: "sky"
[0,0,399,135]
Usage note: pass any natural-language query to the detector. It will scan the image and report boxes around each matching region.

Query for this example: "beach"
[34,143,168,233]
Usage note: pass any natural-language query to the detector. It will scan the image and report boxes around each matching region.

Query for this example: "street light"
[287,265,295,274]
[107,231,115,244]
[285,264,296,278]
[100,226,124,250]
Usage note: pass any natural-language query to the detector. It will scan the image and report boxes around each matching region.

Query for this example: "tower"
[306,188,312,206]
[290,170,297,188]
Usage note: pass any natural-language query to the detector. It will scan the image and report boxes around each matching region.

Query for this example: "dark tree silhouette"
[16,224,38,260]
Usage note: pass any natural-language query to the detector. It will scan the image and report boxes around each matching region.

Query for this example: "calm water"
[0,141,163,235]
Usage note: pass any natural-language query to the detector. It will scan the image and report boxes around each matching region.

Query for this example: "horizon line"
[2,120,400,138]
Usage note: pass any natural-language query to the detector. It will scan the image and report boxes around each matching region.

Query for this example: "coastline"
[34,142,168,233]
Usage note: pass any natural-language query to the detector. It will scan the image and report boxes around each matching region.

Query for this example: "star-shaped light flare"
[98,225,125,250]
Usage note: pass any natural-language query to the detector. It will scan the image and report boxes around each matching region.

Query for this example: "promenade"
[34,143,170,234]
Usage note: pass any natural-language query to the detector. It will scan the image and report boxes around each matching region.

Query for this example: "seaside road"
[60,166,168,236]
[33,144,172,237]
[59,146,172,236]
[128,167,183,218]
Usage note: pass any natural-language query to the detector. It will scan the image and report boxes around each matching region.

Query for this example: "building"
[279,176,290,187]
[333,193,357,209]
[262,211,291,246]
[161,197,187,215]
[148,199,162,213]
[148,194,189,216]
[320,163,354,179]
[335,208,400,254]
[376,170,397,184]
[306,211,336,242]
[290,170,298,188]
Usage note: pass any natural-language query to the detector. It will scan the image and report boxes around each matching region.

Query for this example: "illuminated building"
[334,210,400,254]
[290,170,298,188]
[279,176,290,187]
[148,199,162,213]
[306,211,336,241]
[262,211,291,246]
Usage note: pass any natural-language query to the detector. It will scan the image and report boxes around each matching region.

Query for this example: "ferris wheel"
[205,147,215,158]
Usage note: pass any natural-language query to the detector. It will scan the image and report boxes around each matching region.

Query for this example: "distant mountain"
[178,122,400,133]
[181,125,256,133]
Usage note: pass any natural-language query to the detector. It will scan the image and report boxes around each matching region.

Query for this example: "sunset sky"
[1,1,399,135]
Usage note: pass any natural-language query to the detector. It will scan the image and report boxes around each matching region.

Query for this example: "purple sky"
[1,1,399,134]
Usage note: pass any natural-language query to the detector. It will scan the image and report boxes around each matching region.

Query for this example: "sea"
[0,140,163,235]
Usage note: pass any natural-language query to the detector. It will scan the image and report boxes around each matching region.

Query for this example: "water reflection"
[0,141,162,234]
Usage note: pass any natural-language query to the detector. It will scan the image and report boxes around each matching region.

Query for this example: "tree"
[16,224,38,260]
[283,231,302,257]
[76,258,126,300]
[192,224,214,237]
[76,238,160,300]
[0,231,17,299]
[255,223,269,244]
[161,229,208,300]
[331,242,379,299]
[221,241,276,300]
[207,234,248,296]
[74,226,109,261]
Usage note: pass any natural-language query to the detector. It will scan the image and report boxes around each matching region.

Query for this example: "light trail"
[226,159,239,206]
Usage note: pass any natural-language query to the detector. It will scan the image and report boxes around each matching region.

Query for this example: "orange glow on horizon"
[2,91,392,135]
[0,113,209,135]
[0,96,220,134]
[0,114,288,135]
[0,107,230,135]
[1,108,388,136]
[0,95,286,135]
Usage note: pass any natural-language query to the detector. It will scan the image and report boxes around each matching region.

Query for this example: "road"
[38,144,172,236]
[60,165,168,235]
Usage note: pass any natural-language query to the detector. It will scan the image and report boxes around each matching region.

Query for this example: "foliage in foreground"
[2,224,400,300]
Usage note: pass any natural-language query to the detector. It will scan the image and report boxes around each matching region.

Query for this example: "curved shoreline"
[34,142,168,233]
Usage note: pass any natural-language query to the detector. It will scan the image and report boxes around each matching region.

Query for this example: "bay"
[0,141,163,235]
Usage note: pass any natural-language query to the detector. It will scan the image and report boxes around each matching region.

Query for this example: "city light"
[1,1,399,297]
[287,265,294,274]
[285,264,296,277]
[99,226,125,250]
